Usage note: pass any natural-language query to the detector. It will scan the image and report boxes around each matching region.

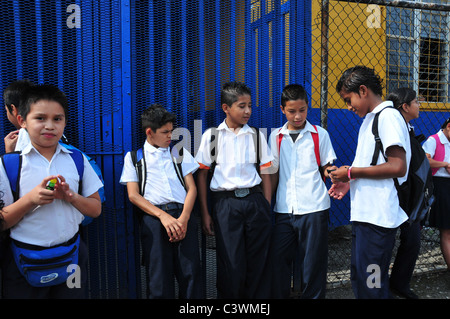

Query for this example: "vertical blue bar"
[55,1,64,89]
[121,0,137,299]
[35,0,44,83]
[198,0,207,131]
[148,1,155,103]
[165,1,172,111]
[214,0,221,122]
[230,0,236,81]
[13,0,22,78]
[181,0,188,128]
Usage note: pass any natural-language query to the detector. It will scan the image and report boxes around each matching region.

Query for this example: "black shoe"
[390,287,419,299]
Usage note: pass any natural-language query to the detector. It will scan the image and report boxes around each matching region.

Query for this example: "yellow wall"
[311,1,387,109]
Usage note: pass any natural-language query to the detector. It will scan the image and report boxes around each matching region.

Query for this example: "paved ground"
[326,269,450,299]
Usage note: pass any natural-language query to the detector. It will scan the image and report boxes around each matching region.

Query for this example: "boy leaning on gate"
[120,104,203,299]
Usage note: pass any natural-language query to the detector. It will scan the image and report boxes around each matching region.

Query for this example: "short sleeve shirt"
[350,101,411,228]
[120,142,199,205]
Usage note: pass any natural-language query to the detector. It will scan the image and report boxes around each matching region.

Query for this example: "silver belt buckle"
[234,188,250,198]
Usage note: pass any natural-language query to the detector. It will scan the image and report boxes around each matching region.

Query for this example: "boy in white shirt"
[120,104,202,299]
[0,84,103,298]
[268,84,337,298]
[3,79,33,153]
[329,66,411,298]
[195,81,273,298]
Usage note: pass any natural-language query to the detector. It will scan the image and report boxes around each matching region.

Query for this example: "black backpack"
[371,106,435,225]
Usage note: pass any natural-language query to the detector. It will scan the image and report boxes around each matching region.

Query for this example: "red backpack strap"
[276,128,283,155]
[311,125,325,181]
[431,133,445,175]
[311,125,321,168]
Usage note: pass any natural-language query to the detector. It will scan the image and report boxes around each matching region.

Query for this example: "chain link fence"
[311,0,449,289]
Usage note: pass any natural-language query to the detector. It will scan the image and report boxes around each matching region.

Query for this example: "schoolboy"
[329,66,411,298]
[3,79,34,153]
[120,104,203,299]
[195,81,273,298]
[268,84,337,298]
[0,84,103,298]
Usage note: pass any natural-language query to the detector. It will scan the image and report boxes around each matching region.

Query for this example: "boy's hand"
[53,175,77,203]
[328,181,350,200]
[159,213,185,242]
[201,213,215,236]
[4,130,19,153]
[29,176,59,206]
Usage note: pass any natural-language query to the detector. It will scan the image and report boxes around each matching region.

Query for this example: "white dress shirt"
[194,121,273,191]
[349,101,411,228]
[120,142,199,205]
[0,143,104,247]
[269,121,336,215]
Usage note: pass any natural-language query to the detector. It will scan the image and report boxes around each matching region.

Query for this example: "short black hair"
[281,84,309,107]
[20,84,68,120]
[3,79,34,114]
[141,104,176,133]
[386,87,416,110]
[221,81,251,107]
[336,66,383,97]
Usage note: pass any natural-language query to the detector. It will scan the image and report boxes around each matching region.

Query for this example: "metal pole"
[320,0,329,129]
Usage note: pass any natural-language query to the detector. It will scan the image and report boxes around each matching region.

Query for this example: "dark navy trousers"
[351,221,397,299]
[140,205,203,299]
[270,210,329,299]
[212,192,272,299]
[390,221,421,291]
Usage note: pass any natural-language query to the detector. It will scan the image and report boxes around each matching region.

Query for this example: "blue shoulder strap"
[67,149,84,191]
[1,152,22,202]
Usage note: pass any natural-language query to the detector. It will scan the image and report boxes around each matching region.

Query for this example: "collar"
[438,130,450,145]
[371,101,394,114]
[143,140,169,153]
[217,120,255,135]
[277,120,316,136]
[20,141,70,157]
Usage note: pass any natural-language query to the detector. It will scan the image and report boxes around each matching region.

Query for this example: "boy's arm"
[4,130,19,153]
[196,168,214,236]
[176,172,197,241]
[260,168,272,204]
[2,176,58,229]
[126,182,184,242]
[332,145,407,182]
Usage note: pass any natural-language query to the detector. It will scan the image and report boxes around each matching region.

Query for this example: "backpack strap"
[250,126,261,174]
[370,106,402,189]
[276,125,323,181]
[370,107,392,166]
[1,149,84,202]
[430,133,445,175]
[209,126,260,174]
[209,127,218,172]
[130,147,186,195]
[171,147,186,190]
[67,149,84,195]
[1,152,22,202]
[131,148,146,195]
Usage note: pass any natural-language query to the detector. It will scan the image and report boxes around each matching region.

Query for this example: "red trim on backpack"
[277,125,322,178]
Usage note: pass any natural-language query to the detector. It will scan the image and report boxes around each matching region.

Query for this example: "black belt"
[213,185,262,199]
[155,202,184,211]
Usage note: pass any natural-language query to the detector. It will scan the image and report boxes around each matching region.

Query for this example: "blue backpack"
[1,144,105,226]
